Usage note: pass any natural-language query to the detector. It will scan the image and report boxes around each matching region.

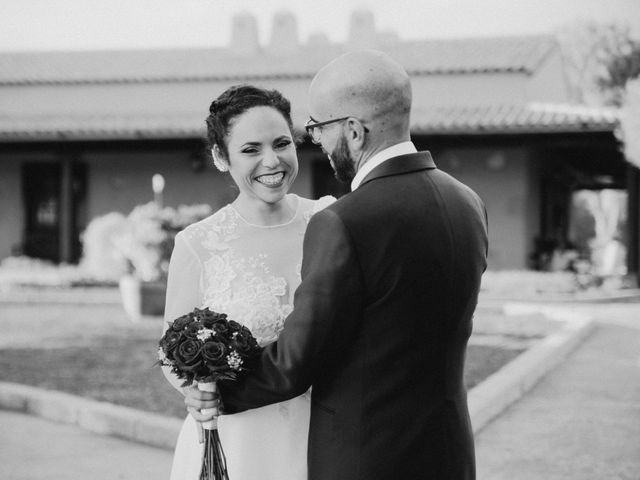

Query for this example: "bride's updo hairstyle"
[206,84,294,161]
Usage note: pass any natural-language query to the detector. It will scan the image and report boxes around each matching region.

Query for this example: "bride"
[162,84,333,480]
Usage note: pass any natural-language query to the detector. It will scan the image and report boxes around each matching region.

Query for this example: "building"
[0,11,636,276]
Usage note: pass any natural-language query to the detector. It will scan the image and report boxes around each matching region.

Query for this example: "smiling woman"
[206,86,299,226]
[222,106,298,220]
[160,84,335,480]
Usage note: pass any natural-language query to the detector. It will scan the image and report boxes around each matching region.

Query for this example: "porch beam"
[58,158,73,264]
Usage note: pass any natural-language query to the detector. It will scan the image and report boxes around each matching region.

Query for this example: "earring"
[211,147,229,172]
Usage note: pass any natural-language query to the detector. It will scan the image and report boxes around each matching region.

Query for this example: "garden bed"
[0,299,530,419]
[0,337,523,419]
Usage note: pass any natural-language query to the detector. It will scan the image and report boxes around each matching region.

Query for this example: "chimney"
[230,12,260,56]
[348,8,377,48]
[268,10,299,54]
[308,32,331,47]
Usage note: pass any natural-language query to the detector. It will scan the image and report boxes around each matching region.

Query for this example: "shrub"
[80,212,129,282]
[111,202,212,282]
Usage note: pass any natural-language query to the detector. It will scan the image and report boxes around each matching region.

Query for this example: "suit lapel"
[359,152,436,188]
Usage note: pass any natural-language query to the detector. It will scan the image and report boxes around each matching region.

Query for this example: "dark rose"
[201,316,215,329]
[160,330,182,354]
[212,320,229,336]
[171,315,191,332]
[184,322,204,339]
[173,339,203,372]
[202,341,227,366]
[197,308,228,327]
[230,331,253,354]
[227,320,242,332]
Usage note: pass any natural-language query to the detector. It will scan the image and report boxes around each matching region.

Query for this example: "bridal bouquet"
[158,307,261,480]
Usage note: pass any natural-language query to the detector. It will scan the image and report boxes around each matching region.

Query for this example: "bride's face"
[225,106,298,206]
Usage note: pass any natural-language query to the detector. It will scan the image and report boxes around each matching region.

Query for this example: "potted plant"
[114,202,211,320]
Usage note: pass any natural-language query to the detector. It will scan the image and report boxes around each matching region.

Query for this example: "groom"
[218,50,488,479]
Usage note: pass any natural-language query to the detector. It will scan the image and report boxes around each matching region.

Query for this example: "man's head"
[306,50,412,183]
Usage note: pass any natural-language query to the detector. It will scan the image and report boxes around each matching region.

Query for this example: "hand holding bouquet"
[158,307,261,480]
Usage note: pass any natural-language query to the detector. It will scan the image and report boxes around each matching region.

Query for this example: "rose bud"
[171,315,191,332]
[160,330,182,353]
[227,320,242,331]
[212,320,229,336]
[184,322,204,339]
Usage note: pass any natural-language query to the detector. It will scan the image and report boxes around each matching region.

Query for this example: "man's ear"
[346,118,366,149]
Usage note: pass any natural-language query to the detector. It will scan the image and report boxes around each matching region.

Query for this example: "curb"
[0,287,122,305]
[0,382,181,450]
[468,303,595,434]
[479,289,640,306]
[0,304,595,448]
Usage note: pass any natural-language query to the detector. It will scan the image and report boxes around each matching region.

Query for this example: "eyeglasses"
[305,116,368,145]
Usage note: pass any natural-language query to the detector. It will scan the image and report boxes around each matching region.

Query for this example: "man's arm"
[218,208,364,413]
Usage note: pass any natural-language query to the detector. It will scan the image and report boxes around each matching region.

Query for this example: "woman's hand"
[182,385,221,443]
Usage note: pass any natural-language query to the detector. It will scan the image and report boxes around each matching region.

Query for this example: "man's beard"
[329,133,357,184]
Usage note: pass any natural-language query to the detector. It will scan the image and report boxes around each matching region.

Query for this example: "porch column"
[58,158,73,264]
[627,164,640,284]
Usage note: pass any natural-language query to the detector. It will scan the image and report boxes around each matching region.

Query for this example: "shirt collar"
[351,141,418,191]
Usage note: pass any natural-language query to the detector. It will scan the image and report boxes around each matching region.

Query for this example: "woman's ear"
[211,145,229,172]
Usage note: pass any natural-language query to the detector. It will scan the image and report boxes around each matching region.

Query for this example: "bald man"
[218,50,488,480]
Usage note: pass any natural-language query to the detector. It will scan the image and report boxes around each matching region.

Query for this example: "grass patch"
[0,336,523,418]
[464,344,523,389]
[0,302,526,418]
[0,336,186,418]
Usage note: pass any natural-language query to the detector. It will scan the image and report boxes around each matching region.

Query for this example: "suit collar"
[359,151,436,188]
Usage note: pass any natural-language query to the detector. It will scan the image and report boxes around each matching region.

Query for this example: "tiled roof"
[0,113,203,141]
[0,35,555,85]
[0,103,618,142]
[411,103,619,134]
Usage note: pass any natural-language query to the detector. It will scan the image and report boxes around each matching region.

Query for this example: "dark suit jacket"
[219,152,488,480]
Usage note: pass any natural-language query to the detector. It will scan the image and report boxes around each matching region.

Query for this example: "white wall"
[433,146,539,269]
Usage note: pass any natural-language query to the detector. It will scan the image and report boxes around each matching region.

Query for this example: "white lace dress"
[164,194,334,480]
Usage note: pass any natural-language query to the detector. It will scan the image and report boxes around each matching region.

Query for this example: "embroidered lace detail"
[181,206,290,345]
[201,250,292,345]
[182,197,335,346]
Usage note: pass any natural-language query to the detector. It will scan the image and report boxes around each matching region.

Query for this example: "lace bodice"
[163,194,335,346]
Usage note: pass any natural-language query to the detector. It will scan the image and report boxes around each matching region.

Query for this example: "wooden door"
[22,161,86,263]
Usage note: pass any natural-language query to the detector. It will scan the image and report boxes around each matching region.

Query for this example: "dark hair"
[205,84,294,160]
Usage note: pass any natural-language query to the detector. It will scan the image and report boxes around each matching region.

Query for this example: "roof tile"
[0,35,556,85]
[0,103,617,142]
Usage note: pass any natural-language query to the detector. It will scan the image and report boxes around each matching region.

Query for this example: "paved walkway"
[1,304,638,480]
[0,410,173,480]
[476,307,640,480]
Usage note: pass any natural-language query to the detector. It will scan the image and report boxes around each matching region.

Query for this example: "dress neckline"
[229,194,301,228]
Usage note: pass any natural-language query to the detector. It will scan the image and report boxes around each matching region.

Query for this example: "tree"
[619,78,640,168]
[598,33,640,106]
[558,22,640,106]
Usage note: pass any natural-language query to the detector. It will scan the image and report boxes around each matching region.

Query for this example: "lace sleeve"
[161,231,202,393]
[313,195,337,214]
[303,195,337,225]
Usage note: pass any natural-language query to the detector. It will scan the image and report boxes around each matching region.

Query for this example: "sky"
[1,0,639,52]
